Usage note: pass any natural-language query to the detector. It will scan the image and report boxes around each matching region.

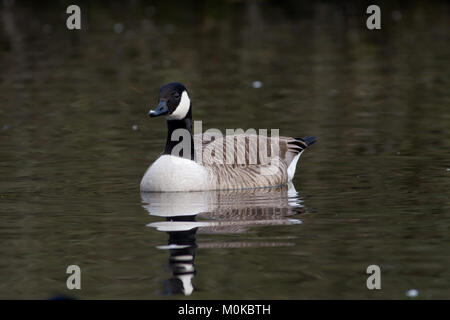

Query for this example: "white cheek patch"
[167,91,190,120]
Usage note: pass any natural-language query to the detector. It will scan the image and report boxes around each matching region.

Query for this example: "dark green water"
[0,1,449,299]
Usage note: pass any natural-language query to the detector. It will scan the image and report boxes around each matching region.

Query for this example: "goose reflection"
[141,182,305,296]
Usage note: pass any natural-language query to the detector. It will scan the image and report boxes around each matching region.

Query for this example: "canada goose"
[140,82,316,192]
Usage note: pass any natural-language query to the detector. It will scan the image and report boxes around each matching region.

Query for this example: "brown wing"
[192,133,306,189]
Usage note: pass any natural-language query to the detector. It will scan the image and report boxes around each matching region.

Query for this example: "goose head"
[149,82,191,120]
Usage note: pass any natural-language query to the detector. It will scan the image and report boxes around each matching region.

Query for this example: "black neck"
[163,106,194,160]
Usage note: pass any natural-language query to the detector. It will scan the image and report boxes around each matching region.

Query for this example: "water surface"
[0,1,449,299]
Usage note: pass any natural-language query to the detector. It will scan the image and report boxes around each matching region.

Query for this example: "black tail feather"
[297,136,317,148]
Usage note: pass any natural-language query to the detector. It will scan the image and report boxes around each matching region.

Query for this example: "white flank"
[287,151,303,181]
[166,90,190,120]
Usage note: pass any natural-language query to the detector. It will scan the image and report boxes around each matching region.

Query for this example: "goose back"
[193,133,309,190]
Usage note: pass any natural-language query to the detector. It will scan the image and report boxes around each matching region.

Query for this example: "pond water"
[0,1,449,299]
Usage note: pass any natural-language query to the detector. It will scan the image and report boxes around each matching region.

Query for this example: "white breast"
[140,155,209,192]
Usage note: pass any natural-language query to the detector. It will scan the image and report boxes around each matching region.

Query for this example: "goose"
[140,82,316,192]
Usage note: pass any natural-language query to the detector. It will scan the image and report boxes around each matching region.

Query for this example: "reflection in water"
[160,226,197,296]
[141,183,305,296]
